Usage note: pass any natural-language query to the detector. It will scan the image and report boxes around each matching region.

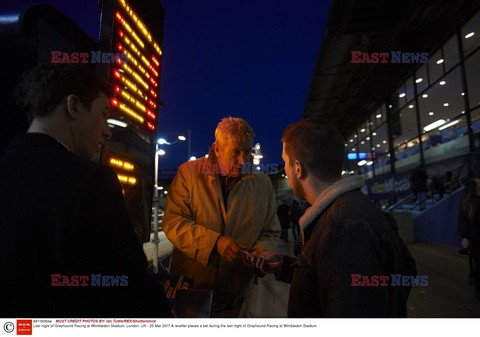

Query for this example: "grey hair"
[214,116,255,146]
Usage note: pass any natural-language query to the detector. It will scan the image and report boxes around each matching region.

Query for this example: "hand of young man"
[216,235,247,262]
[237,249,266,277]
[245,251,283,274]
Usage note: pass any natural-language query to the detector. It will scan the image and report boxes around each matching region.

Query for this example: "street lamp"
[152,143,166,274]
[157,130,191,161]
[252,142,263,165]
[157,135,186,145]
[151,135,186,273]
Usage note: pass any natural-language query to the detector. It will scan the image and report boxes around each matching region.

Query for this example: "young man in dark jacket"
[249,118,412,317]
[0,63,171,317]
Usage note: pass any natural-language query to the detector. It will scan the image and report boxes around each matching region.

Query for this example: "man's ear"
[295,160,308,180]
[66,94,81,120]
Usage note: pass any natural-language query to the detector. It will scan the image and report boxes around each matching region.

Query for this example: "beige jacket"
[162,154,280,296]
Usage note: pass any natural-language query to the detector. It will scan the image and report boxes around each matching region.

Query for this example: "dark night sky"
[1,0,331,169]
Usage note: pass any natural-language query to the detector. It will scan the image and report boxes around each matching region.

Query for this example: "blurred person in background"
[458,178,480,300]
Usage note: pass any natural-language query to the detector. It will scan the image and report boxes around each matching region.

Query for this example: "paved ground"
[406,242,480,317]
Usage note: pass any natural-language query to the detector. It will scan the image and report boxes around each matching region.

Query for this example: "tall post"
[152,148,159,274]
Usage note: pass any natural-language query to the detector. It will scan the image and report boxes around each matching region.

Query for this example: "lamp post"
[152,146,165,274]
[151,135,186,274]
[253,143,263,165]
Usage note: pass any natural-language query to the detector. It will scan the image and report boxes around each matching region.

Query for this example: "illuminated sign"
[108,0,162,132]
[110,157,135,171]
[98,0,165,243]
[117,174,137,185]
[347,152,373,160]
[107,156,138,186]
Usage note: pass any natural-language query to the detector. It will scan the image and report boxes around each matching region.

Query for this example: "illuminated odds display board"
[109,0,162,133]
[98,0,165,242]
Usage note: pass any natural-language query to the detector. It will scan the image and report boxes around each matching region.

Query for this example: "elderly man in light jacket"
[162,117,281,317]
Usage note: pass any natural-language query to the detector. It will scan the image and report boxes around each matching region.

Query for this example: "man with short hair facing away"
[162,117,281,317]
[249,118,409,317]
[0,63,171,317]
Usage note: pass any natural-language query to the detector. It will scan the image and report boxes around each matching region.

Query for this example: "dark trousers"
[280,221,290,241]
[291,220,300,239]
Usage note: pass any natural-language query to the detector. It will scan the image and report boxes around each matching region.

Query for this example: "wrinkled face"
[282,142,306,200]
[72,92,112,159]
[214,137,252,177]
